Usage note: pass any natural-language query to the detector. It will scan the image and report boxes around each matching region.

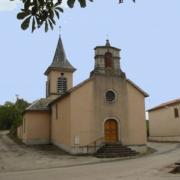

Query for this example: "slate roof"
[44,37,76,75]
[25,98,53,111]
[148,98,180,112]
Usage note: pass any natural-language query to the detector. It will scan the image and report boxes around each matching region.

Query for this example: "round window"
[105,90,116,102]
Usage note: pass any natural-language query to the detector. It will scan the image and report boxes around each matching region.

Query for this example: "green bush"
[0,99,30,136]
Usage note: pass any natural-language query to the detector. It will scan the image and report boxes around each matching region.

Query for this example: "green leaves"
[67,0,76,8]
[21,16,31,30]
[45,20,48,32]
[15,0,135,32]
[119,0,135,3]
[17,0,64,33]
[78,0,86,8]
[0,99,30,131]
[17,12,27,20]
[32,17,36,32]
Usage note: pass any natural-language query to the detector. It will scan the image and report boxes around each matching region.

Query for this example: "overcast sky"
[0,0,180,109]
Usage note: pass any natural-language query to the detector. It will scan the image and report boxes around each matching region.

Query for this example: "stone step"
[95,143,138,158]
[97,150,137,154]
[103,145,132,149]
[102,146,131,149]
[96,153,138,158]
[96,152,137,156]
[97,149,136,153]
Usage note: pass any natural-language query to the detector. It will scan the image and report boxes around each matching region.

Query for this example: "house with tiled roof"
[148,98,180,142]
[17,37,148,155]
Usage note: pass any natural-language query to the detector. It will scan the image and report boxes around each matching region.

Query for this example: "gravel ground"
[0,131,102,172]
[0,131,180,180]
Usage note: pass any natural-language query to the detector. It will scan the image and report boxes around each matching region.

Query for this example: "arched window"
[174,108,179,118]
[104,52,113,68]
[57,77,67,94]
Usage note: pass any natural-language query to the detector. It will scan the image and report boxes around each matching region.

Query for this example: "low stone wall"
[53,141,101,155]
[149,136,180,142]
[23,138,50,145]
[70,146,101,155]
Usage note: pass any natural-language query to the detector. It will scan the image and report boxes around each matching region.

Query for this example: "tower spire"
[44,36,76,75]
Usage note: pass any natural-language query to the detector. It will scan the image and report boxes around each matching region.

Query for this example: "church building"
[17,37,148,154]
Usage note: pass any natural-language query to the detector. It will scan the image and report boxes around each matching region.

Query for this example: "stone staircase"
[95,143,138,158]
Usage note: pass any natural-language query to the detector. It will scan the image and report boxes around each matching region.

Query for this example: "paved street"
[0,131,180,180]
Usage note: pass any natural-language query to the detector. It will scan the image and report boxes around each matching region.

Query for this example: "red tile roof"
[148,98,180,112]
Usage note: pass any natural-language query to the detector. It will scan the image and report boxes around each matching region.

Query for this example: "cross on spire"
[105,34,111,46]
[106,39,111,46]
[59,26,61,37]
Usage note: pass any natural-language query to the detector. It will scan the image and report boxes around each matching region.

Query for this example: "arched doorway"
[104,119,118,143]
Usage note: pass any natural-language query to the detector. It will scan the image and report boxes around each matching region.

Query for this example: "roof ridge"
[127,79,149,97]
[148,98,180,111]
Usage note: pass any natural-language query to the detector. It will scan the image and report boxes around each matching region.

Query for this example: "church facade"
[17,38,148,154]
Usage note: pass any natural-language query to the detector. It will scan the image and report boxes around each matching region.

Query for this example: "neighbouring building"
[148,98,180,142]
[17,37,148,154]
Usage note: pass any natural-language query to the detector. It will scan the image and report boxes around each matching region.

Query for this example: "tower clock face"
[105,90,116,102]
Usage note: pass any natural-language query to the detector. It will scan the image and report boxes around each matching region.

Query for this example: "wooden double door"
[104,119,119,143]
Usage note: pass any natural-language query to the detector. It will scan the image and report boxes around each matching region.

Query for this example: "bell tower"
[90,40,124,77]
[44,37,76,98]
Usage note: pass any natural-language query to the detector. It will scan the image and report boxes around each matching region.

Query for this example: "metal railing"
[86,137,105,153]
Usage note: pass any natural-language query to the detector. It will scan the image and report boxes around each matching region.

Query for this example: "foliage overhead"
[14,0,135,32]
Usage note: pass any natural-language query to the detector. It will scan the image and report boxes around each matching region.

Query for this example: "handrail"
[87,137,105,147]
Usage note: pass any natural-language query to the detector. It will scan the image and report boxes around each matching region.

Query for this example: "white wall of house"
[149,103,180,142]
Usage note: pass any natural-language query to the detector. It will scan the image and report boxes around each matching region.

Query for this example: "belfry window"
[174,108,179,118]
[57,77,67,94]
[104,52,113,68]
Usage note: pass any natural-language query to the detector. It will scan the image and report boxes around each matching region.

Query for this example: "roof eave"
[23,109,50,115]
[148,100,180,112]
[44,67,76,75]
[49,77,93,106]
[49,92,71,106]
[94,46,121,51]
[127,79,149,97]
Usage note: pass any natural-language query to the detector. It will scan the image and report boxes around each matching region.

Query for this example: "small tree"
[11,98,30,135]
[0,98,30,135]
[0,103,16,130]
